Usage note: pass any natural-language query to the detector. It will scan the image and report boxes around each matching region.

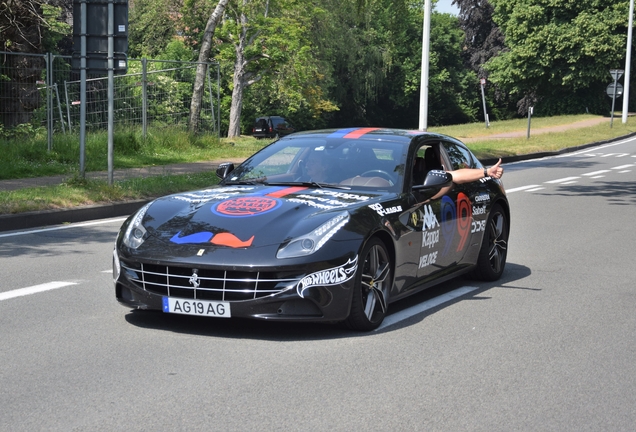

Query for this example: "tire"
[470,203,509,281]
[345,238,393,331]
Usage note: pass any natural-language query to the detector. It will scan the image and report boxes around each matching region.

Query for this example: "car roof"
[283,127,448,144]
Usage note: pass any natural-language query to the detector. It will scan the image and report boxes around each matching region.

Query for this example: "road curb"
[0,199,150,232]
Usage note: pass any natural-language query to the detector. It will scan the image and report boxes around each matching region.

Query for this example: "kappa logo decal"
[296,257,358,298]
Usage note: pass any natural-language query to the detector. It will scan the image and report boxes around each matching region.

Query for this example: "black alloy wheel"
[471,203,508,281]
[346,237,393,331]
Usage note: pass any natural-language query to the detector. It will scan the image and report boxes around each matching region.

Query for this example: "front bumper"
[113,253,357,322]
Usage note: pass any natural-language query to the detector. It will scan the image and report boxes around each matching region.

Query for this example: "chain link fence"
[0,51,220,142]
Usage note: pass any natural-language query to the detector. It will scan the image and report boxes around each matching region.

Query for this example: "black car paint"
[114,128,509,327]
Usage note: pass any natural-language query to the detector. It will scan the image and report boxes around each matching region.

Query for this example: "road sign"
[480,78,486,85]
[610,69,624,81]
[607,82,624,98]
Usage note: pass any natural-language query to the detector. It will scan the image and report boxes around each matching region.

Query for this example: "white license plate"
[162,297,231,318]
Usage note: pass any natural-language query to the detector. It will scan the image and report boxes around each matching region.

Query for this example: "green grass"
[1,115,634,215]
[0,171,221,214]
[0,126,269,180]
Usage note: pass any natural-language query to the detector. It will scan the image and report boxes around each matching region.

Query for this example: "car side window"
[442,141,475,170]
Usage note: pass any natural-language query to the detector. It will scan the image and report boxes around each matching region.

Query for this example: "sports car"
[113,128,510,331]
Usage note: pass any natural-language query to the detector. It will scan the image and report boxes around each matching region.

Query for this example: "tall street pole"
[419,0,432,131]
[622,0,634,123]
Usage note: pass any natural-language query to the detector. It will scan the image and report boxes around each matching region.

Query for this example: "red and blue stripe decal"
[328,127,380,139]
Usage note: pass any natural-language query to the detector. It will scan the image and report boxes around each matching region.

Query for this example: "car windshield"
[224,136,406,191]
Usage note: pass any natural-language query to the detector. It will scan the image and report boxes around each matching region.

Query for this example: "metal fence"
[0,51,220,142]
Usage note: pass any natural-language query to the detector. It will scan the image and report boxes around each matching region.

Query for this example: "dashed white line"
[0,281,78,302]
[526,187,545,192]
[583,170,611,176]
[377,286,479,331]
[612,164,634,170]
[506,185,541,193]
[545,177,580,184]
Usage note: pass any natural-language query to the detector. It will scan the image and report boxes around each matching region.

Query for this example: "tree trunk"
[188,0,229,133]
[226,9,249,138]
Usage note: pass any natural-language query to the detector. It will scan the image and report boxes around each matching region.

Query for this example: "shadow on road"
[123,262,533,340]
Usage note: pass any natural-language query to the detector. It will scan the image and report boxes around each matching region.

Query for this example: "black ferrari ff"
[113,128,509,330]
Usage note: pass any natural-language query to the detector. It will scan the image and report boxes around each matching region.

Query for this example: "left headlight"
[277,211,349,259]
[122,202,152,249]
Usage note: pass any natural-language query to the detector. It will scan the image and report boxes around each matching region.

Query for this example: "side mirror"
[216,162,235,180]
[413,170,453,190]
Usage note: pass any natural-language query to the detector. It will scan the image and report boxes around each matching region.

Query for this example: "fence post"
[142,58,147,139]
[46,52,53,151]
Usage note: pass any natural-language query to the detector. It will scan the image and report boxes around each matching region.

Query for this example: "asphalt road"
[1,137,635,431]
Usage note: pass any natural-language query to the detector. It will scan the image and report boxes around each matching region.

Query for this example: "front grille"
[121,261,300,301]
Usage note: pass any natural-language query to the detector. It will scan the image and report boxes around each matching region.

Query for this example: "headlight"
[122,202,151,249]
[277,211,349,259]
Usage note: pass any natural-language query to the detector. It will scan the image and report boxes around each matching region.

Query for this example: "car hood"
[140,185,388,249]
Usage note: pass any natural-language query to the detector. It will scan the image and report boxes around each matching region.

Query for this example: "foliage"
[128,0,183,58]
[487,0,630,116]
[453,0,514,120]
[0,0,71,53]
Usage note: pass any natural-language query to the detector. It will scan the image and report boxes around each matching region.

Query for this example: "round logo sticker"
[213,196,281,217]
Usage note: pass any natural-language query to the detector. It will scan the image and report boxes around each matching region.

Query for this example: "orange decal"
[210,232,255,248]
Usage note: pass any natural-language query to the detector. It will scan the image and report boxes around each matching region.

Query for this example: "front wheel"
[470,203,508,281]
[346,238,393,331]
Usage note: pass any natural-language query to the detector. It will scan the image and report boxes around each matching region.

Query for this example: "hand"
[487,159,504,179]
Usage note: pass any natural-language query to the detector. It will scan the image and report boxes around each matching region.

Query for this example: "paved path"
[0,159,244,192]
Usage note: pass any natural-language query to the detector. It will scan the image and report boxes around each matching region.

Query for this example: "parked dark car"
[252,116,295,138]
[113,128,510,331]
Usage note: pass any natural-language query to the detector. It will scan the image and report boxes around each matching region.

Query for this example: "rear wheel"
[471,203,508,281]
[346,238,393,331]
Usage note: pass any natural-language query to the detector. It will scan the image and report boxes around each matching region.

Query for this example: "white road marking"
[561,181,578,185]
[618,170,631,173]
[526,187,545,192]
[0,217,127,239]
[0,281,78,302]
[612,164,634,170]
[583,170,610,176]
[506,185,541,193]
[591,176,605,179]
[601,153,618,157]
[376,286,479,331]
[545,177,580,184]
[616,153,630,157]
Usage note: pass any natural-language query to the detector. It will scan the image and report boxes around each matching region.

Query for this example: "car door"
[438,139,490,268]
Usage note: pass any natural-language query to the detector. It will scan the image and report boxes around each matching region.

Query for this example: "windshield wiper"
[223,179,268,185]
[267,181,351,190]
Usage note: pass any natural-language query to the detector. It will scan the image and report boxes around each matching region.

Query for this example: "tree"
[0,0,71,53]
[0,0,71,127]
[188,0,230,133]
[487,0,629,115]
[128,0,182,58]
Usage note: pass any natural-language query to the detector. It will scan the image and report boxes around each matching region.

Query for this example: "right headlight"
[276,211,349,259]
[122,202,152,249]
